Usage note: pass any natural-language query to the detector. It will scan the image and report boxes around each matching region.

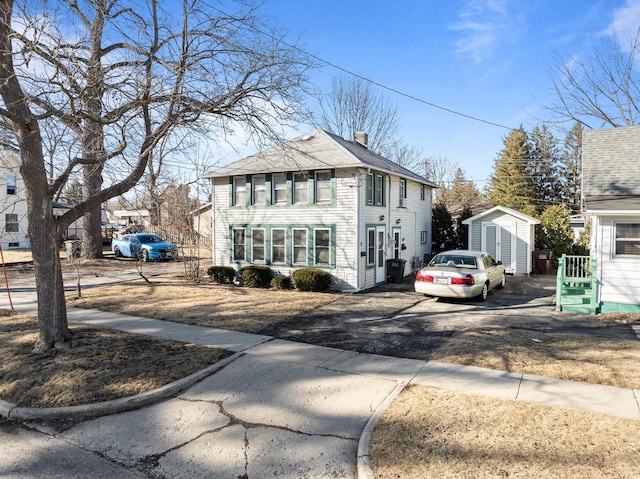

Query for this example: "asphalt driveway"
[260,274,637,359]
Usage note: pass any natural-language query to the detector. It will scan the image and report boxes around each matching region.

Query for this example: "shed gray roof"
[583,126,640,210]
[204,129,437,186]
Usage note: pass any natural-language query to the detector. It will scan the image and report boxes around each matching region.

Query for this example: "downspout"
[355,169,361,291]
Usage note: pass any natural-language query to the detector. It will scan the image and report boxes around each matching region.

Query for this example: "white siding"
[595,216,640,306]
[212,170,359,290]
[212,168,433,291]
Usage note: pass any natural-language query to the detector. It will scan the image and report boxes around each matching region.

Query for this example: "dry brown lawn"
[0,311,229,408]
[371,385,640,479]
[429,327,640,390]
[67,278,342,333]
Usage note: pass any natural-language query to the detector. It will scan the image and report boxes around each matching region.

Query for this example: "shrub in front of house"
[207,266,235,284]
[291,268,332,292]
[239,265,273,288]
[271,275,291,290]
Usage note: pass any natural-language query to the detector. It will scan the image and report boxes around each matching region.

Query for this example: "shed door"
[482,223,515,273]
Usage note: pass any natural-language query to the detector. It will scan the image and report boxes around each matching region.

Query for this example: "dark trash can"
[386,258,406,283]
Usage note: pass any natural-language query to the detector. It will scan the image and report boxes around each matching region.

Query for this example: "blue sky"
[244,0,640,189]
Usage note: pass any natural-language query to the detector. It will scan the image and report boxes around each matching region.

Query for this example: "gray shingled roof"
[583,125,640,210]
[203,129,437,186]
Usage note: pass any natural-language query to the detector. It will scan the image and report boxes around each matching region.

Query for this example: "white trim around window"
[271,228,286,264]
[292,228,307,265]
[614,222,640,256]
[314,228,331,265]
[251,228,265,262]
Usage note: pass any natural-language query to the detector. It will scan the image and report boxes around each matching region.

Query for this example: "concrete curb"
[356,380,409,479]
[1,351,242,421]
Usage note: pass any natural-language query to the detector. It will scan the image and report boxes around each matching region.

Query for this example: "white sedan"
[414,250,506,301]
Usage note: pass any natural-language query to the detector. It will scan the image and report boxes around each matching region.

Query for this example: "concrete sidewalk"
[2,295,640,479]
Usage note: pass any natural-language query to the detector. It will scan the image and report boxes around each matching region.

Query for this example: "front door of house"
[376,225,386,285]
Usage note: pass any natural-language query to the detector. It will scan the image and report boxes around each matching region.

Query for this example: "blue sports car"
[112,233,179,262]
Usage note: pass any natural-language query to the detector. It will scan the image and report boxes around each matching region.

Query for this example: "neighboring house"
[582,125,640,313]
[204,129,438,291]
[0,150,29,249]
[108,207,151,228]
[191,202,213,239]
[462,205,540,275]
[53,202,84,240]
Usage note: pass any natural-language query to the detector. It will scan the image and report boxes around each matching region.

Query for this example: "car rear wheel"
[113,246,122,258]
[497,272,506,289]
[140,249,149,262]
[476,282,489,302]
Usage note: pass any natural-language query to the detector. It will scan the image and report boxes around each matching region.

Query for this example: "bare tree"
[547,27,640,128]
[0,0,313,350]
[320,75,400,156]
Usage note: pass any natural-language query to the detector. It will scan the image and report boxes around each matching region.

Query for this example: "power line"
[210,5,516,131]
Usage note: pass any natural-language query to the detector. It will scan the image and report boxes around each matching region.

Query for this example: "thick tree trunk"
[30,207,70,351]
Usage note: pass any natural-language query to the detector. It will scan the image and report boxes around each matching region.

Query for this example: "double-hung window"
[366,172,385,206]
[293,173,308,204]
[399,179,407,207]
[271,228,286,263]
[6,175,16,195]
[5,213,18,233]
[233,176,246,206]
[252,228,265,262]
[232,228,246,261]
[252,175,266,205]
[314,228,331,265]
[272,173,287,204]
[315,170,331,203]
[292,228,307,265]
[615,223,640,256]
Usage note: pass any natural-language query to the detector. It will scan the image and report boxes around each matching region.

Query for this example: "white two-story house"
[204,129,437,291]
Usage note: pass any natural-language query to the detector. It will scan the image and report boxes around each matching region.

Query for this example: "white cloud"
[450,0,520,63]
[608,0,640,43]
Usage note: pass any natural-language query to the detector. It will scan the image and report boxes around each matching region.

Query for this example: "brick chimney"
[354,132,368,148]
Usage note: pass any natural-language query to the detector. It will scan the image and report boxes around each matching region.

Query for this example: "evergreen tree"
[560,122,583,214]
[486,126,534,210]
[529,124,561,214]
[454,204,473,249]
[446,168,484,207]
[432,202,456,252]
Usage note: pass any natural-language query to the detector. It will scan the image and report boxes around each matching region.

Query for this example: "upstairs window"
[6,175,15,195]
[420,184,426,201]
[272,173,287,204]
[315,170,331,203]
[399,178,407,207]
[293,173,308,204]
[233,176,246,206]
[615,223,640,256]
[252,175,266,205]
[366,172,385,206]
